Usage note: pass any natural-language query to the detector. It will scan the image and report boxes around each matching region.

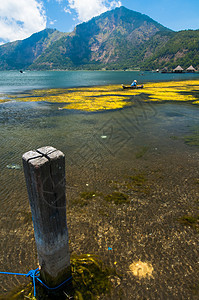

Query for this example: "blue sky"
[0,0,199,44]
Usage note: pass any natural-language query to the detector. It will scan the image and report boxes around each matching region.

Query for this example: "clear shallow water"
[0,70,199,93]
[0,71,199,294]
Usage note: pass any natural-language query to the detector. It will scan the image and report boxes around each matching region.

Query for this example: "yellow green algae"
[135,146,149,159]
[184,125,199,146]
[104,192,129,205]
[1,80,199,111]
[178,215,199,232]
[0,254,118,300]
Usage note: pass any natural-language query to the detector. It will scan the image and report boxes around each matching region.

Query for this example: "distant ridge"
[0,29,66,70]
[0,6,198,71]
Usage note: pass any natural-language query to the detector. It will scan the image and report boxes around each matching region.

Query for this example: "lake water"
[1,70,199,93]
[0,71,199,297]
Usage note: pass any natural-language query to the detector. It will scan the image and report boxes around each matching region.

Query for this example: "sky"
[0,0,199,44]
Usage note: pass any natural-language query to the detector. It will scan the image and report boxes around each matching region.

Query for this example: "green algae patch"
[178,215,199,232]
[129,174,147,186]
[135,146,149,159]
[169,135,179,140]
[80,191,96,200]
[123,173,151,195]
[0,254,118,300]
[2,79,199,111]
[194,178,199,185]
[184,134,199,146]
[192,283,199,296]
[71,254,118,299]
[193,100,199,105]
[69,191,97,208]
[4,85,134,111]
[104,192,129,205]
[144,80,199,103]
[0,283,34,300]
[184,126,199,146]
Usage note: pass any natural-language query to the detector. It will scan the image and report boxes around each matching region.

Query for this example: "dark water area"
[0,71,199,298]
[0,70,199,93]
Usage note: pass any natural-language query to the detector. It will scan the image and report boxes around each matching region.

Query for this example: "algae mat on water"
[1,80,199,111]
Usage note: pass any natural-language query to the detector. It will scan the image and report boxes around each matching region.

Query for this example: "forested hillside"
[0,7,198,71]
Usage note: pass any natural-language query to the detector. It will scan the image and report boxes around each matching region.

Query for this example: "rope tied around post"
[0,268,72,297]
[26,268,40,297]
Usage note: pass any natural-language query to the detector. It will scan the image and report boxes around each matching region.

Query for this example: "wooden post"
[22,146,71,288]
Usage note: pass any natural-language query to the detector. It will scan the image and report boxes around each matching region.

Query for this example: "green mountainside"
[29,6,172,70]
[0,29,66,70]
[0,6,198,71]
[142,30,199,70]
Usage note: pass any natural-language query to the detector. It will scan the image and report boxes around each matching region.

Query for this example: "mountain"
[0,6,198,71]
[141,30,199,70]
[0,29,66,70]
[29,6,172,70]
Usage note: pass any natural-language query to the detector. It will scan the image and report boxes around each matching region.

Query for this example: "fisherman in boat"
[122,80,143,89]
[131,80,137,87]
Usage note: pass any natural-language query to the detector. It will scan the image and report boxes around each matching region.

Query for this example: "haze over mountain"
[0,6,198,71]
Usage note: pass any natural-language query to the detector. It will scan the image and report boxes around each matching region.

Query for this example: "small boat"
[122,84,144,89]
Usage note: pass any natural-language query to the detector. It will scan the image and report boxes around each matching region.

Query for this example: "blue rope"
[0,268,72,297]
[0,271,29,276]
[26,268,40,297]
[37,275,73,290]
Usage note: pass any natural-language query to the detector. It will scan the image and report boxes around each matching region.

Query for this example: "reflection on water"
[0,98,199,294]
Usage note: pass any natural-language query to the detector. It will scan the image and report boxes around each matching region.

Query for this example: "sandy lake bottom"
[0,83,199,299]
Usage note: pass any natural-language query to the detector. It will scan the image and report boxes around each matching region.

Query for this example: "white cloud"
[64,7,72,14]
[67,0,122,22]
[0,0,46,43]
[50,19,57,25]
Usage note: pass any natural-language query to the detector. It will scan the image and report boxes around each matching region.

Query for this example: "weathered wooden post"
[22,146,71,288]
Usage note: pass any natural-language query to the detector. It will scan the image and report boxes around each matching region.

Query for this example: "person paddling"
[131,80,137,87]
[122,80,143,89]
